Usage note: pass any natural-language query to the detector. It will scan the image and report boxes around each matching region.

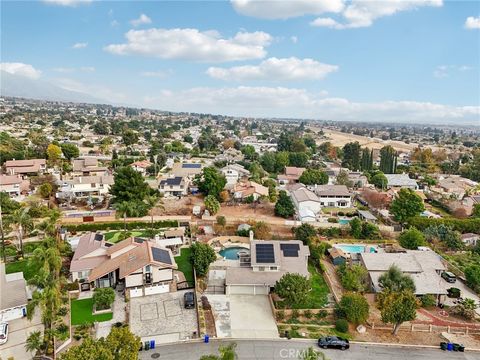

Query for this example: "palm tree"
[200,343,237,360]
[9,207,33,256]
[114,201,134,235]
[144,194,164,237]
[300,347,328,360]
[25,330,44,355]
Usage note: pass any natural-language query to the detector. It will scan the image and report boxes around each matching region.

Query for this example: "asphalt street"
[138,339,480,360]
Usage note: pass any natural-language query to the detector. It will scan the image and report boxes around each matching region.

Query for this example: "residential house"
[358,210,378,223]
[384,174,418,190]
[430,175,478,201]
[155,227,186,255]
[56,175,114,200]
[278,167,306,185]
[0,263,28,321]
[348,172,369,188]
[328,247,349,266]
[215,148,244,163]
[225,239,310,295]
[4,159,46,176]
[461,233,479,247]
[360,250,447,304]
[221,164,251,187]
[159,176,189,197]
[312,185,352,208]
[130,160,152,176]
[72,158,108,177]
[233,180,269,201]
[171,162,203,179]
[290,184,321,221]
[0,175,29,198]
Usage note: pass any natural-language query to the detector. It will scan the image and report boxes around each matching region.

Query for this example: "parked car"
[184,292,195,309]
[0,322,8,345]
[441,271,456,283]
[318,336,349,350]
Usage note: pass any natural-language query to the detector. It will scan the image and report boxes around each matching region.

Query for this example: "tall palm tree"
[144,194,164,237]
[9,207,33,256]
[114,201,134,235]
[25,330,44,355]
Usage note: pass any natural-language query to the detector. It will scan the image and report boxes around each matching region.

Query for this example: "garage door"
[228,285,269,295]
[0,307,25,322]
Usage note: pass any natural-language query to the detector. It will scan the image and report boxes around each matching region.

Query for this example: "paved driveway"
[0,311,43,360]
[442,279,480,316]
[209,295,278,339]
[129,290,198,344]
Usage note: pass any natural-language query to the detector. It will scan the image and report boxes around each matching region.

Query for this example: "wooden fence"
[368,321,480,335]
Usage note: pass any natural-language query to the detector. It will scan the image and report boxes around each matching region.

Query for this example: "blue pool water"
[338,219,351,225]
[219,247,249,260]
[334,244,376,254]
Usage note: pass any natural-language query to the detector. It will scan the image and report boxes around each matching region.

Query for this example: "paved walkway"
[95,293,127,339]
[416,308,480,328]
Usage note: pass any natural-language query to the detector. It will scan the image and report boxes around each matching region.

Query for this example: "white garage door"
[0,307,25,322]
[228,285,269,295]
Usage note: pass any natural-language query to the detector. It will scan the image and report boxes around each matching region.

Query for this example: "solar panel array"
[182,163,201,168]
[134,237,146,244]
[280,243,300,257]
[256,244,275,263]
[152,247,172,264]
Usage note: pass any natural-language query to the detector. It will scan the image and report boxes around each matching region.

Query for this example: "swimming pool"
[219,246,249,260]
[338,219,351,225]
[334,244,376,254]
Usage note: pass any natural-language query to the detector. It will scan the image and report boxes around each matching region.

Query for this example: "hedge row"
[406,217,480,233]
[63,220,179,232]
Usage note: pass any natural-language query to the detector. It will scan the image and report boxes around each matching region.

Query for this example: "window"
[145,265,151,273]
[270,266,277,271]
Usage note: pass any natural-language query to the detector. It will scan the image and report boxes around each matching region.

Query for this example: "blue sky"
[1,0,479,123]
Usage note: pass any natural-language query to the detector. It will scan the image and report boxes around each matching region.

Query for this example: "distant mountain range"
[0,71,107,104]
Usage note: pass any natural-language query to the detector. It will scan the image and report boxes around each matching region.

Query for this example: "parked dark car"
[441,271,456,283]
[318,336,349,350]
[184,292,195,309]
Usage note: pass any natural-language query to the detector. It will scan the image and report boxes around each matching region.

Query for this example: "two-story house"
[0,175,29,198]
[72,158,108,177]
[311,185,353,208]
[56,175,114,200]
[221,164,250,187]
[130,160,152,177]
[159,176,189,197]
[5,159,46,176]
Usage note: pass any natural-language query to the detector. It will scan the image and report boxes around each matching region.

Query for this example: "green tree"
[46,143,62,166]
[336,292,370,324]
[349,217,362,239]
[342,142,361,171]
[275,273,310,307]
[241,145,257,161]
[114,201,135,234]
[190,242,217,277]
[195,167,227,199]
[25,330,44,355]
[378,265,416,293]
[360,148,373,171]
[144,194,163,235]
[275,190,295,218]
[122,129,139,147]
[398,227,425,250]
[371,172,388,189]
[294,223,317,245]
[465,264,480,292]
[299,169,328,185]
[60,336,114,360]
[288,152,309,167]
[260,152,277,173]
[379,290,417,335]
[200,343,238,360]
[106,325,141,360]
[8,207,34,256]
[335,170,353,188]
[390,188,425,223]
[205,195,221,215]
[379,145,397,174]
[274,151,290,173]
[337,264,368,292]
[93,287,115,310]
[60,143,79,160]
[38,182,53,199]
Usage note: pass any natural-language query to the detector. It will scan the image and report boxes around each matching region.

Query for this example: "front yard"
[103,230,151,243]
[175,247,194,286]
[70,298,113,325]
[5,259,36,280]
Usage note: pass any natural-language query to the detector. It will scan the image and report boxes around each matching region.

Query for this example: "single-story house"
[461,233,479,247]
[278,167,306,185]
[225,239,310,295]
[130,160,152,176]
[0,175,30,198]
[384,174,418,190]
[0,263,28,321]
[358,210,378,223]
[171,162,203,179]
[233,180,269,201]
[290,184,321,219]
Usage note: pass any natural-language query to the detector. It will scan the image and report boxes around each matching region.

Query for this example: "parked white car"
[0,322,9,345]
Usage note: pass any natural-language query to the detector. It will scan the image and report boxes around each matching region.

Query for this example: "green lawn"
[276,263,330,309]
[174,247,194,286]
[104,231,149,243]
[5,260,36,281]
[71,298,113,325]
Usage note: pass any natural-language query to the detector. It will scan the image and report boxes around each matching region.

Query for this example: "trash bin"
[440,342,447,351]
[447,343,453,351]
[139,342,143,351]
[150,340,155,349]
[453,343,460,351]
[458,344,465,352]
[144,341,150,351]
[204,334,209,343]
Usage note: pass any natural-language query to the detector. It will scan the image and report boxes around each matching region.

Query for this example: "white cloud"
[311,0,443,29]
[53,66,95,73]
[434,65,473,78]
[231,0,344,19]
[0,62,42,79]
[465,16,480,29]
[104,28,272,62]
[43,0,91,6]
[130,14,152,27]
[72,42,88,49]
[142,86,480,124]
[290,36,298,43]
[140,70,172,78]
[206,57,338,81]
[110,20,119,27]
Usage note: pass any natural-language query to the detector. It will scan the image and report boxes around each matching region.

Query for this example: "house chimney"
[249,230,254,241]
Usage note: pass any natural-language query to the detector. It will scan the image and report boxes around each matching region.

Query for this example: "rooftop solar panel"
[256,243,275,263]
[280,243,300,257]
[182,163,201,169]
[151,247,172,264]
[134,237,146,244]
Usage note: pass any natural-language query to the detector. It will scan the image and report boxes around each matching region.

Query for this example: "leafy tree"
[200,343,237,360]
[38,183,53,199]
[379,145,397,174]
[253,221,271,240]
[349,217,362,238]
[0,192,21,214]
[337,264,368,292]
[122,129,139,147]
[288,152,309,167]
[371,172,388,189]
[275,190,295,218]
[379,290,417,335]
[299,169,328,185]
[46,143,62,165]
[423,224,464,250]
[204,195,220,215]
[274,151,290,173]
[107,326,141,360]
[93,287,115,310]
[25,330,44,355]
[390,188,425,223]
[60,143,79,160]
[465,264,480,293]
[190,242,217,277]
[398,227,425,250]
[195,167,227,199]
[294,223,317,245]
[378,265,416,293]
[451,298,477,320]
[336,292,369,324]
[260,152,277,173]
[61,337,113,360]
[275,273,311,307]
[8,207,33,255]
[342,142,361,171]
[335,170,353,188]
[241,144,257,161]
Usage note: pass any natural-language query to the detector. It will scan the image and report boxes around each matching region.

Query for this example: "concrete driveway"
[0,311,43,360]
[129,290,198,344]
[209,295,278,339]
[443,279,480,316]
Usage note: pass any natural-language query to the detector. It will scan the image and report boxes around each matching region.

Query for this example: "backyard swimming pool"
[219,246,249,260]
[334,244,376,254]
[338,218,351,225]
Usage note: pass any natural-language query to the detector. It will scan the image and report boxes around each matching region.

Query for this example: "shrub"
[276,310,285,321]
[92,287,115,310]
[63,220,178,232]
[336,293,369,325]
[420,294,436,308]
[335,319,349,333]
[338,211,345,216]
[315,310,328,319]
[57,307,69,317]
[327,217,338,223]
[291,309,300,319]
[303,310,313,319]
